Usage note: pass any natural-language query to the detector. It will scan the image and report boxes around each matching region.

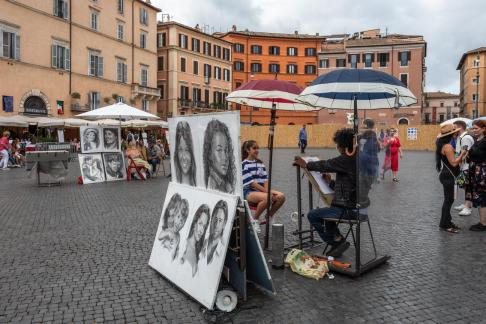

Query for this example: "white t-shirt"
[456,132,475,171]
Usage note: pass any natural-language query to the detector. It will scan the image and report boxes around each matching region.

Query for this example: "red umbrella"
[227,80,317,249]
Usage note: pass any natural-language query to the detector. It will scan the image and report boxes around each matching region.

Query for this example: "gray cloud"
[153,0,486,94]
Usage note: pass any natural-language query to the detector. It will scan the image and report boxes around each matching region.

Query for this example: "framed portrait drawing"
[78,153,106,184]
[102,127,121,152]
[149,182,238,309]
[80,126,102,153]
[103,152,126,181]
[168,112,242,197]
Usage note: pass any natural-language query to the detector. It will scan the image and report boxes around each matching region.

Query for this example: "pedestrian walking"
[388,128,403,182]
[452,120,475,216]
[298,124,307,154]
[435,124,467,234]
[0,131,12,171]
[466,120,486,231]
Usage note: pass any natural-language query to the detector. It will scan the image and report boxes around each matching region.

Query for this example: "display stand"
[26,151,69,187]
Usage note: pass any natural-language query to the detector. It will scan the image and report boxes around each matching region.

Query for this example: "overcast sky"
[152,0,486,94]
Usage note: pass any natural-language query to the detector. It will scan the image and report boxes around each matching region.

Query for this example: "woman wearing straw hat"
[435,124,467,233]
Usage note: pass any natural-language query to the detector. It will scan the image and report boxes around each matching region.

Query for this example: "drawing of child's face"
[195,212,209,242]
[210,131,229,176]
[178,137,192,175]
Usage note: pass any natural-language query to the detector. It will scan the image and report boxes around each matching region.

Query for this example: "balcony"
[179,99,192,109]
[70,103,90,112]
[210,103,229,110]
[131,83,161,100]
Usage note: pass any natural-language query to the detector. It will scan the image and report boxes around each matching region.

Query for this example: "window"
[193,88,201,103]
[89,51,103,77]
[305,48,316,56]
[234,43,244,53]
[116,59,127,83]
[319,59,329,68]
[90,10,98,30]
[193,60,198,75]
[204,89,210,104]
[89,92,100,110]
[204,64,211,78]
[117,24,124,41]
[269,63,280,73]
[440,102,444,107]
[1,26,20,60]
[178,34,188,49]
[51,44,70,70]
[223,48,230,60]
[117,96,125,103]
[223,69,230,81]
[158,85,164,99]
[251,45,262,54]
[234,61,244,72]
[473,76,480,85]
[142,99,149,112]
[454,102,458,107]
[250,63,262,73]
[214,45,222,58]
[157,56,164,71]
[400,73,408,87]
[157,33,166,48]
[336,58,346,68]
[424,113,431,124]
[287,64,297,74]
[140,32,147,49]
[214,66,221,79]
[192,38,200,52]
[140,65,148,86]
[53,0,69,19]
[473,94,479,102]
[378,53,389,67]
[180,86,189,100]
[399,51,410,67]
[363,53,374,68]
[180,57,186,72]
[439,114,445,123]
[305,65,316,74]
[203,41,211,55]
[117,0,124,14]
[473,57,480,67]
[349,54,359,68]
[140,7,148,25]
[269,46,280,55]
[287,47,298,56]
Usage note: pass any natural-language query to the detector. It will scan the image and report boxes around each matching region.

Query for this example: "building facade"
[156,21,232,119]
[0,0,160,118]
[317,29,427,126]
[219,28,323,125]
[423,92,460,124]
[457,47,486,119]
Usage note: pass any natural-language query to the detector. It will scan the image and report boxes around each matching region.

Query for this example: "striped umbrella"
[227,80,316,249]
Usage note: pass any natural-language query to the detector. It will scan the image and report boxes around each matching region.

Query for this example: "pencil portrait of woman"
[158,193,189,260]
[203,119,236,194]
[180,204,210,277]
[82,128,100,152]
[174,121,197,186]
[103,128,119,151]
[206,200,228,265]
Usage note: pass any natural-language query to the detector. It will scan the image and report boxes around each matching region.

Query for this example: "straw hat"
[438,124,460,138]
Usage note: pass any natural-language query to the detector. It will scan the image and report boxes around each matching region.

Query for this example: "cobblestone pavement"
[1,149,485,323]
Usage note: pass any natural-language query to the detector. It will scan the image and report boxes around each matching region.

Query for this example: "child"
[241,140,285,231]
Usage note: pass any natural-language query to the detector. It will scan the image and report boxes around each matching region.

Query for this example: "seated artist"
[294,128,371,258]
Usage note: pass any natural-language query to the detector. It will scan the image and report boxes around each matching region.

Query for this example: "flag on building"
[2,96,13,112]
[57,100,64,114]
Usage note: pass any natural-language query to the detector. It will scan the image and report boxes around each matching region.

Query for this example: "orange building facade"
[219,29,324,125]
[457,47,486,119]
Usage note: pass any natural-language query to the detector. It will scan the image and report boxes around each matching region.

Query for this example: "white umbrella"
[0,115,28,127]
[61,118,97,127]
[97,119,123,126]
[440,117,472,127]
[121,119,168,128]
[35,117,65,127]
[76,102,159,120]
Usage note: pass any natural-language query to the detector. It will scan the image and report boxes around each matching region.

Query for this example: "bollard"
[271,223,285,269]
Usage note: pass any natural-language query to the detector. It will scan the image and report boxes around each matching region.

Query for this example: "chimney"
[315,32,319,36]
[232,25,237,32]
[294,30,298,35]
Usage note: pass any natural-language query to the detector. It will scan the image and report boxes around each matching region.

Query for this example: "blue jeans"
[307,207,346,245]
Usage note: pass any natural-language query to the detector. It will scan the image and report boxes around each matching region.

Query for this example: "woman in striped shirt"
[241,140,285,223]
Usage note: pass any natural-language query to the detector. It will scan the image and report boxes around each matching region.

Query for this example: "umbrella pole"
[353,94,361,274]
[264,101,277,250]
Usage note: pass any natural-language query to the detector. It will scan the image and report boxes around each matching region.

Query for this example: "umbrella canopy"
[0,115,29,127]
[61,118,97,127]
[226,80,316,111]
[97,119,123,126]
[121,119,168,128]
[76,102,159,120]
[297,69,417,109]
[440,117,472,127]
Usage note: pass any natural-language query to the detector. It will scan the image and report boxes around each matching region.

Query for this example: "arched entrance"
[19,89,50,116]
[398,118,409,125]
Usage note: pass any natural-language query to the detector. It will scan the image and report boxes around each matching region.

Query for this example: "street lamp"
[475,54,480,119]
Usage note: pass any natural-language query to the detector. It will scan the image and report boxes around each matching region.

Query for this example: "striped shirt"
[242,159,267,189]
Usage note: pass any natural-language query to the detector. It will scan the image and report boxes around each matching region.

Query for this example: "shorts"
[243,187,256,200]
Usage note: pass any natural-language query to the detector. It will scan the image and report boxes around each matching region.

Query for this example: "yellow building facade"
[457,47,486,119]
[0,0,160,118]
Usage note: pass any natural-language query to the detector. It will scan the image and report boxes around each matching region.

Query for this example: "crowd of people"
[122,132,167,180]
[0,131,29,170]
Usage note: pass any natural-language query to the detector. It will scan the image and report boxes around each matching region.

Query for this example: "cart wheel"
[215,289,237,312]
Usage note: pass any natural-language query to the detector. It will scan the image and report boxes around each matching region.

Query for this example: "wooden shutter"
[51,45,57,67]
[54,0,58,15]
[65,47,70,70]
[371,53,375,62]
[63,0,68,19]
[407,51,411,61]
[398,52,401,61]
[15,34,20,60]
[98,56,103,77]
[123,63,127,83]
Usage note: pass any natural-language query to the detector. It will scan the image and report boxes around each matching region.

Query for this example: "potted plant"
[104,97,111,104]
[71,92,81,99]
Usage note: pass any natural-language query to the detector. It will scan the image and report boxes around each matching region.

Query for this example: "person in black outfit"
[467,119,486,231]
[294,128,372,257]
[435,124,467,233]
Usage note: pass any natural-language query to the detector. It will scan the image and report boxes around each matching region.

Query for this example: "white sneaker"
[459,208,472,216]
[250,218,261,234]
[454,204,465,211]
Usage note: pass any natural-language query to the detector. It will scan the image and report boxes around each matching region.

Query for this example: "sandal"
[440,227,459,234]
[450,223,461,230]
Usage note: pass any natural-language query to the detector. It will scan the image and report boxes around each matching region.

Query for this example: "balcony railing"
[131,83,161,99]
[70,103,90,112]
